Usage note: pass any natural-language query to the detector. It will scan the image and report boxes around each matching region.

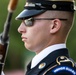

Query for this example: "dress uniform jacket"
[15,0,76,74]
[26,48,76,75]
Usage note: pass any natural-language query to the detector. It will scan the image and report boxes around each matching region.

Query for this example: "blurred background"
[0,0,35,75]
[0,0,76,75]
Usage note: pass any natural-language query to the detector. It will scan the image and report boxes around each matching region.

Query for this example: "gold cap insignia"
[52,4,57,9]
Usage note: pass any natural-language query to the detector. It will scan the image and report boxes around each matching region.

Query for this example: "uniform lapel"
[26,48,69,75]
[26,61,31,74]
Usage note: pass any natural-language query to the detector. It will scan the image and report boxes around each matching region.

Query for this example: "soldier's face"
[18,13,52,54]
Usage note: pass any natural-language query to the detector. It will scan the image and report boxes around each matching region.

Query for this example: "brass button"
[39,63,46,69]
[60,56,65,59]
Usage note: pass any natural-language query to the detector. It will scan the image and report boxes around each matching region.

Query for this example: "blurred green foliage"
[0,0,76,72]
[0,0,35,71]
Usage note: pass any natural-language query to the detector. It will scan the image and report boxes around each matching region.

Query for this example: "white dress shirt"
[31,44,66,69]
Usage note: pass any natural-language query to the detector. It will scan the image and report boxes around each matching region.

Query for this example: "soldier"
[16,0,76,75]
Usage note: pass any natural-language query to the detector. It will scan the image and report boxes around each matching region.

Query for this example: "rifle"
[0,0,18,74]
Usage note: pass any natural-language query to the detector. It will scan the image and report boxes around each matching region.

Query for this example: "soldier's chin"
[24,43,35,52]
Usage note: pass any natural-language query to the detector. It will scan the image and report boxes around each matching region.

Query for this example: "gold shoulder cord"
[43,64,58,75]
[43,56,75,75]
[56,56,74,67]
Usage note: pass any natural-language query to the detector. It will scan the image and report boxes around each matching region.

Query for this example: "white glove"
[1,71,5,75]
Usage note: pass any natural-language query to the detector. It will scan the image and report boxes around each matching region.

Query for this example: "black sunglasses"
[23,17,67,26]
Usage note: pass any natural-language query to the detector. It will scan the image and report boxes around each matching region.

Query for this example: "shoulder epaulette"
[43,56,76,75]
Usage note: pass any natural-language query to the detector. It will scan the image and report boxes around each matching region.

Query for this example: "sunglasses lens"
[24,18,34,26]
[24,20,33,26]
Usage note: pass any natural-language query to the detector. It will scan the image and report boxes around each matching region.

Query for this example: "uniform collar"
[31,44,66,69]
[26,48,69,75]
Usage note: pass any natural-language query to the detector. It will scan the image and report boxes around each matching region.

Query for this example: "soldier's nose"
[18,22,26,34]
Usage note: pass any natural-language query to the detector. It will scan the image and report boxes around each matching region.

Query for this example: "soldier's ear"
[50,19,61,34]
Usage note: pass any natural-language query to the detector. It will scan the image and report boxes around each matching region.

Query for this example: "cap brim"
[16,9,45,20]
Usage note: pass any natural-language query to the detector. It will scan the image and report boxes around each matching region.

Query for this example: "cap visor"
[16,9,45,20]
